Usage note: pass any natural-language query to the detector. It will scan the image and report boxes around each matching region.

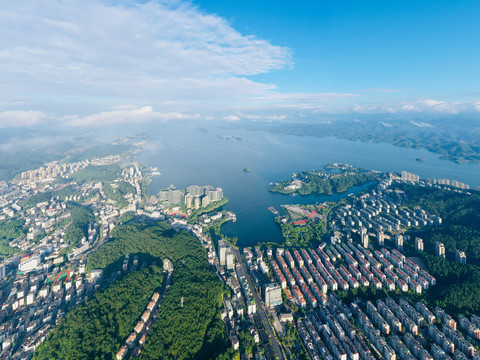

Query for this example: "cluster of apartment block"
[219,255,272,359]
[15,155,123,186]
[333,180,441,235]
[0,266,102,359]
[350,297,480,360]
[17,161,88,185]
[157,184,223,210]
[401,171,470,190]
[265,239,435,313]
[221,294,261,354]
[218,239,235,271]
[296,293,377,360]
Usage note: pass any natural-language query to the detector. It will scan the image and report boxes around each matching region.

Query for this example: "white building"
[18,254,41,273]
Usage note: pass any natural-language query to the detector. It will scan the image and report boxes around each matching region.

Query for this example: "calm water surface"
[137,124,480,247]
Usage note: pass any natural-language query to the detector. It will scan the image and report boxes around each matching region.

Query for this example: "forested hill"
[269,167,380,195]
[398,183,480,263]
[34,265,164,360]
[237,116,480,163]
[397,183,480,316]
[35,221,227,360]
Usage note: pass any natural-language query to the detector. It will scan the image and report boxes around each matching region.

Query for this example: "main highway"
[231,247,284,360]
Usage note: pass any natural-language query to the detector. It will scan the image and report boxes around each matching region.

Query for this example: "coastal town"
[3,0,480,358]
[190,173,480,360]
[0,154,479,360]
[0,154,233,359]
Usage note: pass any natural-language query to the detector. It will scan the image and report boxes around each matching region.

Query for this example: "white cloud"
[399,99,460,113]
[420,99,444,107]
[245,92,359,112]
[0,0,479,124]
[244,114,287,121]
[223,115,240,122]
[65,106,200,127]
[349,98,479,114]
[0,0,291,109]
[0,110,47,128]
[410,120,434,128]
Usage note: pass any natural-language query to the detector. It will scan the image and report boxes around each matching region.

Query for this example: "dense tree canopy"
[422,253,480,316]
[399,183,480,263]
[0,219,24,256]
[36,221,227,359]
[34,265,164,360]
[269,169,380,195]
[71,164,121,183]
[395,184,480,316]
[63,204,95,252]
[87,221,228,360]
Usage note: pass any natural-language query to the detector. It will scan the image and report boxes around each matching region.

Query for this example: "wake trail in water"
[237,201,273,214]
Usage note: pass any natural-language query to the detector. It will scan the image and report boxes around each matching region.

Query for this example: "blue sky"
[195,0,480,98]
[0,0,479,128]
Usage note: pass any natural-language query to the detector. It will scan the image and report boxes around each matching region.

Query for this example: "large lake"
[137,123,480,247]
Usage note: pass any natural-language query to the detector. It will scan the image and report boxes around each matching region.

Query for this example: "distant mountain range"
[235,115,480,163]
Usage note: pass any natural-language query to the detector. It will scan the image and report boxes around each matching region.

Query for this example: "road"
[231,248,284,360]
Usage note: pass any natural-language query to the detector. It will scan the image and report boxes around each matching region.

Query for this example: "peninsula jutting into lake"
[7,149,476,360]
[268,164,383,195]
[2,0,480,358]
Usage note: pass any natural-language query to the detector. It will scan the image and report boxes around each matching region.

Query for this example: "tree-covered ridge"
[0,149,58,181]
[269,167,380,195]
[0,219,25,256]
[398,183,480,263]
[33,265,164,360]
[102,181,136,208]
[392,184,480,316]
[19,191,53,209]
[62,204,95,253]
[87,221,227,360]
[86,222,181,271]
[71,164,121,183]
[422,253,480,316]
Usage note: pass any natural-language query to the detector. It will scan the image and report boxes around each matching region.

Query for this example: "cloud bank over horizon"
[0,0,479,128]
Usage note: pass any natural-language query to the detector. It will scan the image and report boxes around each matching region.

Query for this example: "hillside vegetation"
[88,221,228,360]
[269,168,379,195]
[397,184,480,316]
[36,220,227,359]
[398,183,480,263]
[34,265,164,360]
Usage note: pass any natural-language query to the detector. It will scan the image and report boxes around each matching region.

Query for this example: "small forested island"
[268,164,382,195]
